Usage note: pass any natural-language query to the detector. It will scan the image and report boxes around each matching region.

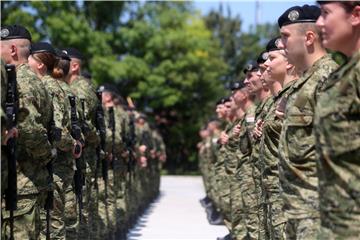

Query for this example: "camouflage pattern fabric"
[315,50,360,239]
[278,54,338,239]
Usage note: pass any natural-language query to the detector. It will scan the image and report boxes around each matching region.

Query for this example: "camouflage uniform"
[258,80,296,240]
[278,55,338,239]
[249,97,273,240]
[113,104,129,238]
[70,75,100,239]
[215,122,235,226]
[2,63,53,239]
[314,50,360,239]
[233,104,256,239]
[39,75,75,240]
[222,118,242,235]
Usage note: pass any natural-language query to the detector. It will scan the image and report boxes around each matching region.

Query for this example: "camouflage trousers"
[229,175,247,240]
[98,170,116,240]
[261,176,286,240]
[237,162,264,239]
[2,193,44,240]
[219,175,231,230]
[285,217,319,240]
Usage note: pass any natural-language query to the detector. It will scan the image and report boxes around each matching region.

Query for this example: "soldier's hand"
[252,119,264,139]
[72,140,83,159]
[139,156,147,168]
[150,149,156,159]
[232,124,241,136]
[2,127,18,145]
[139,145,147,154]
[220,132,229,144]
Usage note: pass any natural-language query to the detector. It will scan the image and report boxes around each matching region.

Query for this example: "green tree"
[2,1,227,173]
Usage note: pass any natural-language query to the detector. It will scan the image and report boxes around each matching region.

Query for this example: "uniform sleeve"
[17,82,52,164]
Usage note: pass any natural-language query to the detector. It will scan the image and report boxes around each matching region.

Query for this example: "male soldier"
[256,37,298,239]
[236,60,266,240]
[63,47,100,239]
[112,89,131,239]
[276,5,338,239]
[1,24,53,239]
[220,82,247,240]
[205,99,229,225]
[230,82,254,240]
[198,126,212,207]
[214,95,237,237]
[315,2,360,238]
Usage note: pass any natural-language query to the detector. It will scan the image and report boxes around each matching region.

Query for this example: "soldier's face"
[280,24,306,67]
[317,3,359,55]
[265,50,287,85]
[0,41,13,64]
[232,90,245,106]
[257,64,269,88]
[216,104,225,118]
[244,71,262,95]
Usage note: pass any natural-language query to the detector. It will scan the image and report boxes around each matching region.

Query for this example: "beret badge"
[262,52,269,61]
[1,28,9,38]
[288,10,300,21]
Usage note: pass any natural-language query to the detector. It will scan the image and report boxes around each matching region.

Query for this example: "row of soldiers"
[198,2,359,240]
[1,24,166,240]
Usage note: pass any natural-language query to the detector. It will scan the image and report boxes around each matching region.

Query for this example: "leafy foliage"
[2,0,229,173]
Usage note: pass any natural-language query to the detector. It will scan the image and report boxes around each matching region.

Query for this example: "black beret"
[55,49,71,61]
[61,47,84,60]
[230,81,245,91]
[266,37,282,52]
[98,83,120,95]
[257,50,269,64]
[278,5,321,28]
[1,25,32,41]
[243,60,259,74]
[30,42,56,55]
[216,96,231,105]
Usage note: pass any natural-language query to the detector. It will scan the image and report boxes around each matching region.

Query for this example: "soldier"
[198,126,212,208]
[28,42,83,240]
[1,24,53,239]
[230,83,255,240]
[315,1,360,238]
[205,116,224,225]
[63,47,100,239]
[220,82,247,240]
[214,96,237,237]
[276,4,339,239]
[242,58,271,240]
[256,37,299,239]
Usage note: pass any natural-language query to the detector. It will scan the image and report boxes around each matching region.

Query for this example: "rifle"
[68,96,84,222]
[44,93,62,240]
[128,112,136,173]
[94,90,106,190]
[108,107,116,170]
[4,64,18,240]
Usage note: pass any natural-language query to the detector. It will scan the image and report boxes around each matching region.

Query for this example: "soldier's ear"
[350,5,360,26]
[10,44,17,57]
[304,30,316,47]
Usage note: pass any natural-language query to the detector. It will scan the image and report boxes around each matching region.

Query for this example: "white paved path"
[127,176,229,240]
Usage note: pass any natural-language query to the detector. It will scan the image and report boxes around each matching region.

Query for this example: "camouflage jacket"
[42,75,74,152]
[278,54,338,219]
[314,49,360,236]
[259,80,296,185]
[16,63,53,195]
[70,75,99,147]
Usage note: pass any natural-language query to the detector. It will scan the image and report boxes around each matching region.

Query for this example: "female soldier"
[315,1,360,238]
[28,42,82,239]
